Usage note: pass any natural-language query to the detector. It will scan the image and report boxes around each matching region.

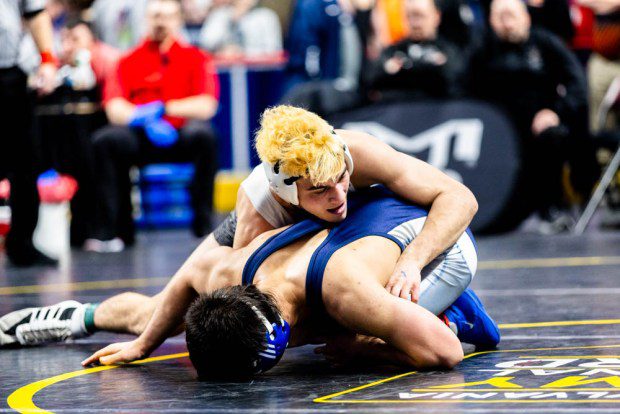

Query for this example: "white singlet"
[240,165,294,228]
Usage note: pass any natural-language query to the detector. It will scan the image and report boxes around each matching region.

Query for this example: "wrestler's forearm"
[402,189,477,268]
[134,275,197,355]
[133,236,223,353]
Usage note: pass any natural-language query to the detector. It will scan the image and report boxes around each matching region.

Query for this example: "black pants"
[92,120,218,241]
[37,86,107,246]
[0,67,41,254]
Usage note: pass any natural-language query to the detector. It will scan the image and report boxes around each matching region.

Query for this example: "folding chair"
[574,76,620,234]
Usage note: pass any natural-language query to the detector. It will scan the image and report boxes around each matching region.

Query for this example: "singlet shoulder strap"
[241,220,325,286]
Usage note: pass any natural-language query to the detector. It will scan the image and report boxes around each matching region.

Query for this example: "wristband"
[40,51,58,66]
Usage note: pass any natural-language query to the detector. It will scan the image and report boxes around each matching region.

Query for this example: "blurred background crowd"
[2,0,620,267]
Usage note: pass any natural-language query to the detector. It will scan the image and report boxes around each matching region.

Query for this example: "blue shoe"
[444,289,500,350]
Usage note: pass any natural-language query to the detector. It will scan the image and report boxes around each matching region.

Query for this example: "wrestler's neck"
[200,246,245,291]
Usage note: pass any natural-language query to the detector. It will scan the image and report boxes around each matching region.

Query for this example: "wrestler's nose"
[330,183,347,203]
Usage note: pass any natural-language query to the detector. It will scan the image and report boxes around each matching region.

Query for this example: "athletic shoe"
[0,307,35,346]
[83,238,125,253]
[444,289,500,350]
[7,301,90,346]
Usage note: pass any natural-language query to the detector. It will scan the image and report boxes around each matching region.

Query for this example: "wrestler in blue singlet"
[241,185,500,350]
[243,186,476,313]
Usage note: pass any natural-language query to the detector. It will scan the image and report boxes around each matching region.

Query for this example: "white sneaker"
[83,238,125,253]
[0,307,35,346]
[13,300,90,346]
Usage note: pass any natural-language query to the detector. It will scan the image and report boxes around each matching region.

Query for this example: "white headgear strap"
[263,132,354,206]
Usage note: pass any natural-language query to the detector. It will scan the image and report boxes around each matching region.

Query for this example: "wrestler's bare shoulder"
[323,236,402,294]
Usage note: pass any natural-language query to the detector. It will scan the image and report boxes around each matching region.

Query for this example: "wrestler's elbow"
[462,186,478,218]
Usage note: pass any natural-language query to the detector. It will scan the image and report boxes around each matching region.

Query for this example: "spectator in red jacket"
[86,0,219,253]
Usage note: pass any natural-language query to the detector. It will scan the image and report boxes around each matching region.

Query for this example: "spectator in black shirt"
[366,0,466,102]
[470,0,598,229]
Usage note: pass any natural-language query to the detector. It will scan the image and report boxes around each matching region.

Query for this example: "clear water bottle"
[68,49,97,90]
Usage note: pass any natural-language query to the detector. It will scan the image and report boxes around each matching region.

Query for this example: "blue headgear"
[249,305,291,373]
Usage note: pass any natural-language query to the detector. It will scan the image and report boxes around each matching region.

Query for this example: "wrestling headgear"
[250,305,291,373]
[263,133,354,205]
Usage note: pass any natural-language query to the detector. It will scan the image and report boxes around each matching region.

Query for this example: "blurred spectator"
[526,0,574,43]
[47,0,69,44]
[180,0,211,44]
[59,18,120,91]
[198,0,282,57]
[90,0,150,50]
[371,0,410,51]
[280,0,371,116]
[470,0,598,230]
[49,18,121,247]
[438,0,485,51]
[570,1,595,65]
[580,0,620,132]
[365,0,466,101]
[477,0,575,43]
[258,0,295,39]
[86,0,219,252]
[284,0,363,92]
[0,0,58,266]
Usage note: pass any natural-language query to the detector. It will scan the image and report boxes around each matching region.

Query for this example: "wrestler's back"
[256,233,402,343]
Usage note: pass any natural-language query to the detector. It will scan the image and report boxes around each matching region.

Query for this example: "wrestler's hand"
[385,259,422,302]
[314,332,359,365]
[81,340,149,366]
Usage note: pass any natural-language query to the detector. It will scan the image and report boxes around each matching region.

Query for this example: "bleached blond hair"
[255,106,346,185]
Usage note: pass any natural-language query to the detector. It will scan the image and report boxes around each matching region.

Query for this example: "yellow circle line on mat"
[2,256,620,296]
[7,352,189,414]
[8,322,620,413]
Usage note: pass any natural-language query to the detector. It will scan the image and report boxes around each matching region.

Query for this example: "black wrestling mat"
[2,229,620,413]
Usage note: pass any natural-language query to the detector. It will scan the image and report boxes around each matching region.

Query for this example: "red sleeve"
[103,57,129,105]
[193,50,220,100]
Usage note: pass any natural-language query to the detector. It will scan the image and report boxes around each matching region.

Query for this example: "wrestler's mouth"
[327,202,345,215]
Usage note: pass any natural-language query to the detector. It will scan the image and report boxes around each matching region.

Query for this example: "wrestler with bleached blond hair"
[1,105,483,355]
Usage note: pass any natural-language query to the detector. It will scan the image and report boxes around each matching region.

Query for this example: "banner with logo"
[328,100,525,233]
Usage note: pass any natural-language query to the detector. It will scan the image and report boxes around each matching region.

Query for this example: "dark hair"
[64,16,93,32]
[185,285,282,380]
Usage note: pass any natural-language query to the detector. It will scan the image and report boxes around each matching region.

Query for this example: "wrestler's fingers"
[81,343,121,366]
[390,276,406,298]
[99,352,128,365]
[411,284,420,303]
[401,277,417,300]
[385,275,397,290]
